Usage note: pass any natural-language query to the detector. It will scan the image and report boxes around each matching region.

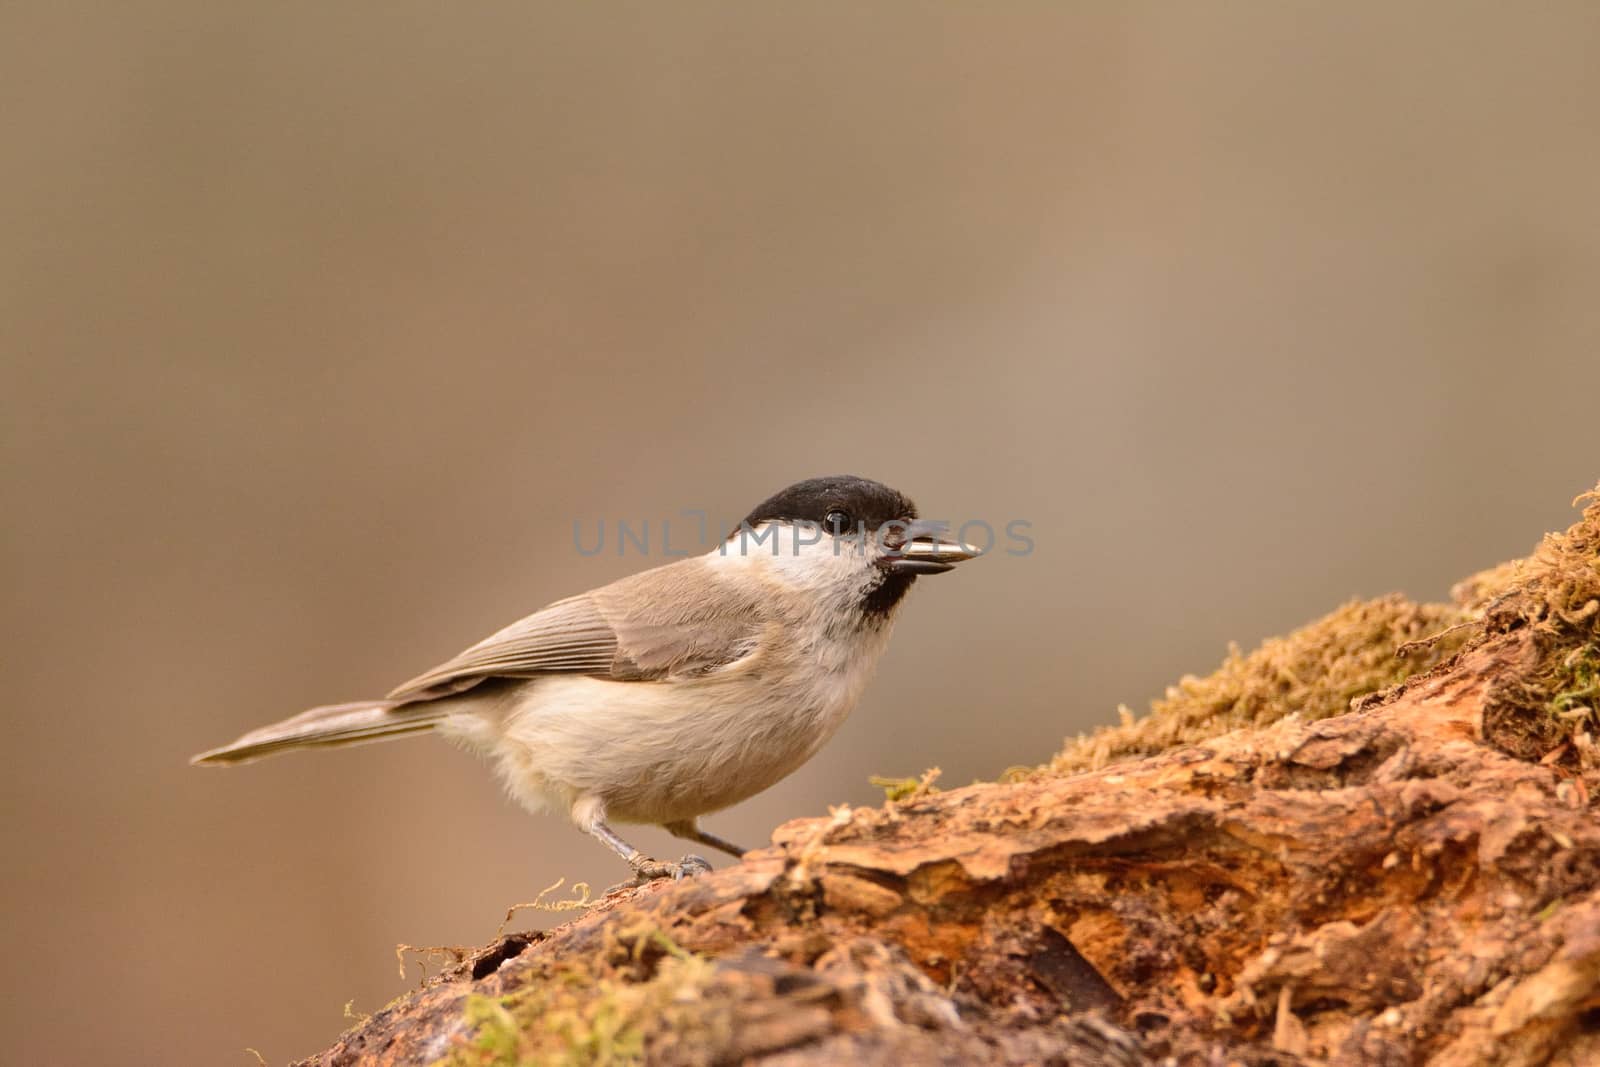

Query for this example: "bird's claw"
[621,853,712,887]
[671,854,713,879]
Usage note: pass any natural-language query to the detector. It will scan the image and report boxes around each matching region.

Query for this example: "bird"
[192,475,978,882]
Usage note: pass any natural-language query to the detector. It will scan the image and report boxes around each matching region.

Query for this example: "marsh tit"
[193,475,978,881]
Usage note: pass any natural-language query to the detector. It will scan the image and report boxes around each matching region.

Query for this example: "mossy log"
[302,491,1600,1066]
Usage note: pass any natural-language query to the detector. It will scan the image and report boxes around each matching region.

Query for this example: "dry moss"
[1053,482,1600,775]
[1050,593,1473,774]
[1482,488,1600,635]
[1476,487,1600,759]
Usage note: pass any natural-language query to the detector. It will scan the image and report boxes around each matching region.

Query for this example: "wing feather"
[386,594,619,699]
[385,558,771,701]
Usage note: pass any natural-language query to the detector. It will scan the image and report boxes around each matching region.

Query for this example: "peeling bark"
[301,628,1600,1066]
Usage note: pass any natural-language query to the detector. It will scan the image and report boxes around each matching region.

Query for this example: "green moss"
[454,995,528,1066]
[869,767,941,802]
[1550,644,1599,726]
[434,931,718,1067]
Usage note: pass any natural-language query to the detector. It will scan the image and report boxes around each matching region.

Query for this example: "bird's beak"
[879,520,982,575]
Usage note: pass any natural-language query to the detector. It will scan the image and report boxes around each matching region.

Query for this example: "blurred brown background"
[4,4,1600,1063]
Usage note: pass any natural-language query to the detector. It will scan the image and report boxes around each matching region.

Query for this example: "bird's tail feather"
[190,700,448,766]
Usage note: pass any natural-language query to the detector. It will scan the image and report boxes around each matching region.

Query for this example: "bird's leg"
[664,819,747,859]
[586,818,712,884]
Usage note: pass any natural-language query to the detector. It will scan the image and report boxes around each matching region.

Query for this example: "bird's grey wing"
[386,559,768,700]
[592,561,772,681]
[385,594,620,700]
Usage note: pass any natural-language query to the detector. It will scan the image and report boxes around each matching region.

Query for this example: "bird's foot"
[611,853,711,891]
[633,852,712,881]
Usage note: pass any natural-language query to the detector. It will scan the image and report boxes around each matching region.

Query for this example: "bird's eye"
[825,509,854,535]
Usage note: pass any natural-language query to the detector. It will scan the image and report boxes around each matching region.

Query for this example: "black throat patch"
[860,571,915,620]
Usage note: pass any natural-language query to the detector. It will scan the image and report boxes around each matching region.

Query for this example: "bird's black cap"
[739,475,918,533]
